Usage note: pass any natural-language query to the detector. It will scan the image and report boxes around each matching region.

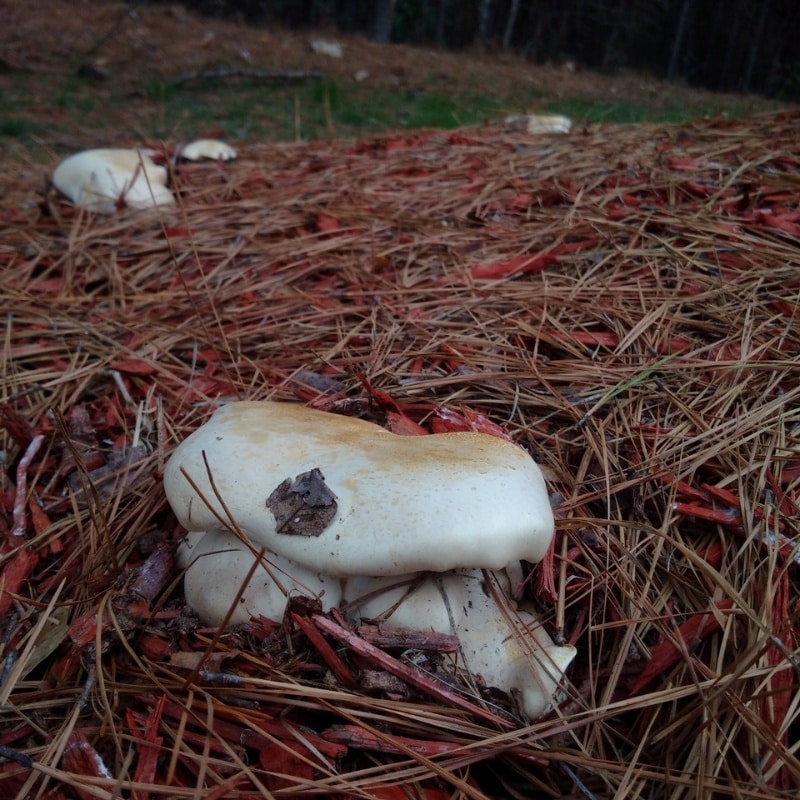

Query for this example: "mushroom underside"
[179,529,575,720]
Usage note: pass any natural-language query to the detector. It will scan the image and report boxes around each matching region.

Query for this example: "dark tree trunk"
[702,0,728,88]
[372,0,397,43]
[555,2,571,61]
[720,0,747,91]
[338,0,358,31]
[476,0,493,47]
[601,0,641,71]
[524,0,549,61]
[435,0,449,47]
[743,0,770,91]
[502,0,521,50]
[667,0,692,82]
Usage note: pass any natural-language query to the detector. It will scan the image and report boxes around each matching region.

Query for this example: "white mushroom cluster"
[51,139,236,214]
[52,149,174,214]
[163,401,575,718]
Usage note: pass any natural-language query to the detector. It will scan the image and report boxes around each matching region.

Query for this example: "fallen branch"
[322,723,463,757]
[312,614,515,729]
[11,434,45,538]
[173,68,326,86]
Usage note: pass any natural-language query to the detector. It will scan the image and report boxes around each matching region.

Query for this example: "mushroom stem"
[346,568,575,719]
[180,529,342,625]
[179,532,574,719]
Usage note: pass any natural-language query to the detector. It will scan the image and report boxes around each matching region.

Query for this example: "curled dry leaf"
[267,467,338,537]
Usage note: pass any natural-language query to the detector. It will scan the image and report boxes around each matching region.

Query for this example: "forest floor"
[2,3,800,799]
[0,0,793,160]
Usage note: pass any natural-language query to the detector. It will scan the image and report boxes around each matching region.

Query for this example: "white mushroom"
[310,39,343,58]
[164,400,571,718]
[346,570,575,719]
[52,148,174,213]
[179,139,237,161]
[179,529,341,625]
[163,401,553,576]
[504,113,572,134]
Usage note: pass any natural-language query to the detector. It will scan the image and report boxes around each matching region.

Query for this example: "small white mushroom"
[164,401,554,576]
[310,39,343,58]
[52,148,174,213]
[179,139,237,161]
[504,113,572,134]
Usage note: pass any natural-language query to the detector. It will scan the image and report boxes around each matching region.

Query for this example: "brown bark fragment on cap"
[267,467,338,537]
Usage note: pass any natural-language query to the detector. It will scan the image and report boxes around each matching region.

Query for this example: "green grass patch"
[120,77,527,141]
[51,78,100,114]
[0,116,45,138]
[156,78,754,141]
[0,70,786,150]
[545,95,759,125]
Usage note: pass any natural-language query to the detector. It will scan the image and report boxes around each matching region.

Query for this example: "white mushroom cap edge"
[164,401,554,576]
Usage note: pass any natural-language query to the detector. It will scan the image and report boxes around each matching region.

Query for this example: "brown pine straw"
[1,110,800,798]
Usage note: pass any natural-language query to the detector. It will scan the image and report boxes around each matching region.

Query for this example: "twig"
[312,614,515,729]
[11,434,45,537]
[173,68,326,86]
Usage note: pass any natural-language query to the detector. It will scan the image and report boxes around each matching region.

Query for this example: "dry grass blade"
[1,110,799,798]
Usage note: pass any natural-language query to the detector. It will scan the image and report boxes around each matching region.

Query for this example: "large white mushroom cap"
[52,148,174,213]
[163,401,554,577]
